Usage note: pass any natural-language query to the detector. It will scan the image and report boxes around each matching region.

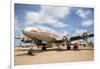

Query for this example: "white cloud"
[61,31,68,36]
[15,17,19,32]
[82,19,93,27]
[15,17,22,37]
[25,11,40,24]
[15,17,24,36]
[25,11,67,28]
[25,6,70,28]
[40,6,70,19]
[76,9,93,27]
[75,29,87,36]
[76,9,91,19]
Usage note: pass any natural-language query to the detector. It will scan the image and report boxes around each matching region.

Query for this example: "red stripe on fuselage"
[31,29,37,32]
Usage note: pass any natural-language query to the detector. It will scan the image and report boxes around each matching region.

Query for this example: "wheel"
[73,45,78,50]
[67,46,71,50]
[28,48,34,56]
[83,44,86,47]
[42,46,47,51]
[66,44,71,50]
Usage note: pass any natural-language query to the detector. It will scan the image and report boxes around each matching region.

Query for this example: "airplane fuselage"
[22,27,61,43]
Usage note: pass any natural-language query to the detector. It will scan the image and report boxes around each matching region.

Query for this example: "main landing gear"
[67,45,71,50]
[42,46,47,51]
[42,43,47,51]
[73,44,79,50]
[66,43,71,50]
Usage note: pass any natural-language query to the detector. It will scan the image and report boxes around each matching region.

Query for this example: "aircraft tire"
[73,45,78,50]
[42,46,47,51]
[67,46,71,50]
[28,48,34,56]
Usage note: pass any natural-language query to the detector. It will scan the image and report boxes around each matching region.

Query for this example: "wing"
[70,36,82,41]
[14,37,20,39]
[15,37,32,43]
[70,34,94,41]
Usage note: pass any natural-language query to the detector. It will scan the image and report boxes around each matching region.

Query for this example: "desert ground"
[14,45,94,65]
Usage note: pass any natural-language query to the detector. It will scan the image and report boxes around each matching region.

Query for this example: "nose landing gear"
[28,48,34,56]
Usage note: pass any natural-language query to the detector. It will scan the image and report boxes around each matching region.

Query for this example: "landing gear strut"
[67,44,71,50]
[27,40,34,56]
[42,46,47,51]
[42,43,47,51]
[28,48,34,56]
[73,44,79,50]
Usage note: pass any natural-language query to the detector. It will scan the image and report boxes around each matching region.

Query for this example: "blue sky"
[14,4,94,46]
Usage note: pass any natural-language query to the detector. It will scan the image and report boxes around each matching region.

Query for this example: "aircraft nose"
[22,27,38,34]
[22,27,30,34]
